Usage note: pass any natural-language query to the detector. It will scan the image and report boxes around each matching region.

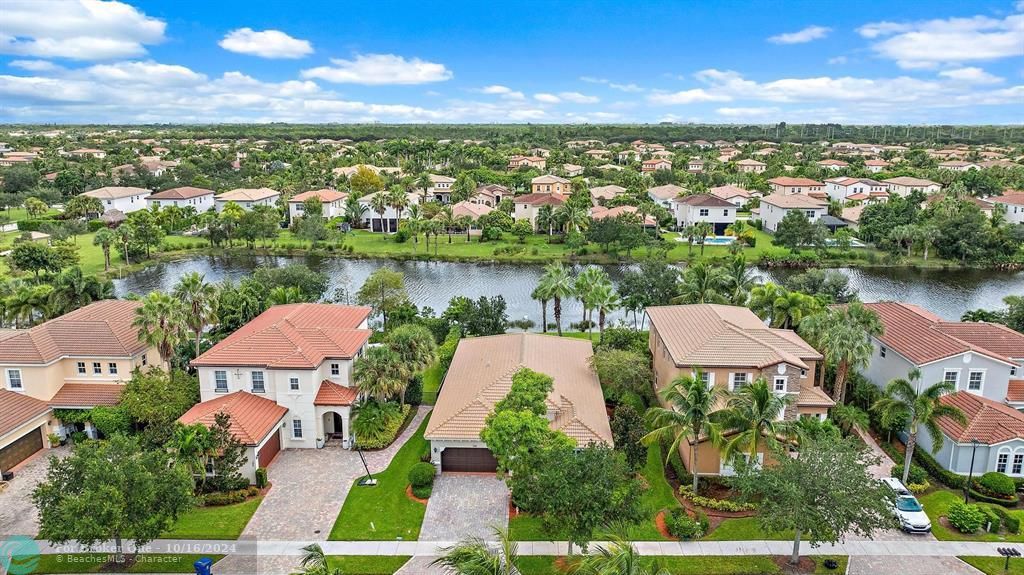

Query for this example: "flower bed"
[678,485,756,513]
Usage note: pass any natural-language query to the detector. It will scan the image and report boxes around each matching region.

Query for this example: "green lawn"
[704,516,791,541]
[329,416,431,540]
[510,442,678,541]
[920,489,1024,542]
[161,496,263,539]
[421,363,443,405]
[18,554,224,574]
[0,206,60,222]
[517,555,847,575]
[325,556,412,574]
[961,555,1024,575]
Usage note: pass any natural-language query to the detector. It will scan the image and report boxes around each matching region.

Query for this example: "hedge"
[201,486,260,506]
[678,485,756,512]
[968,488,1020,508]
[17,218,55,232]
[991,506,1021,534]
[882,439,966,489]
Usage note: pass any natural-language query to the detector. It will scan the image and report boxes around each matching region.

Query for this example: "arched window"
[996,447,1012,474]
[1012,447,1024,476]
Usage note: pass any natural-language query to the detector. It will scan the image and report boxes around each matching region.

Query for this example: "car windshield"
[896,496,922,512]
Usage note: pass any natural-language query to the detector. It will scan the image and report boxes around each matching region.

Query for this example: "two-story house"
[646,304,832,476]
[759,193,828,233]
[641,159,672,172]
[882,177,941,197]
[507,155,546,170]
[860,302,1024,478]
[708,185,753,208]
[472,184,510,207]
[0,300,159,472]
[672,194,736,234]
[287,189,347,223]
[735,159,766,173]
[214,188,281,212]
[647,184,687,210]
[146,187,215,212]
[82,186,151,215]
[531,175,571,195]
[429,174,456,203]
[825,177,889,203]
[513,193,567,231]
[358,190,420,233]
[185,304,372,483]
[991,191,1024,225]
[767,177,825,196]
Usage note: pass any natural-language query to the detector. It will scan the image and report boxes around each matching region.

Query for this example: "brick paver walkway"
[0,446,69,537]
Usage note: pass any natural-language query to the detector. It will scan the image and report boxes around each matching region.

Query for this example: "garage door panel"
[441,447,498,473]
[258,430,280,468]
[0,426,44,473]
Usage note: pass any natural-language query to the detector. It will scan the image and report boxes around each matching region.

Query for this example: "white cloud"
[88,61,206,86]
[827,56,848,65]
[768,25,832,44]
[479,85,525,100]
[716,106,782,118]
[0,0,165,60]
[9,60,61,72]
[302,54,452,85]
[559,91,599,103]
[939,67,1004,84]
[580,76,644,92]
[579,76,605,84]
[534,93,561,103]
[219,28,313,59]
[858,13,1024,68]
[647,88,732,105]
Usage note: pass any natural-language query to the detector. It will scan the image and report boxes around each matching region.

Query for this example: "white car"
[881,477,931,533]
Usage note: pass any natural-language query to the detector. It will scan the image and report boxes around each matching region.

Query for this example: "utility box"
[194,557,213,575]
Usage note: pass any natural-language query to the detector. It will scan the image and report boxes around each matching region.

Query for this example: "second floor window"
[7,369,23,390]
[699,208,709,217]
[77,362,86,374]
[968,371,984,391]
[331,363,340,376]
[732,373,748,391]
[93,362,102,375]
[109,363,118,375]
[290,377,300,391]
[251,371,265,393]
[214,371,228,393]
[773,376,786,392]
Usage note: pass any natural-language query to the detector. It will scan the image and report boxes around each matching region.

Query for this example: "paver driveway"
[0,447,68,537]
[420,474,509,541]
[239,406,430,540]
[847,555,983,575]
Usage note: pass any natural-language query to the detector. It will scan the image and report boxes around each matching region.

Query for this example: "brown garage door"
[441,448,498,473]
[257,430,281,468]
[0,426,43,473]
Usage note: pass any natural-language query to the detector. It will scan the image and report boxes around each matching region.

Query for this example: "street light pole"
[965,439,980,504]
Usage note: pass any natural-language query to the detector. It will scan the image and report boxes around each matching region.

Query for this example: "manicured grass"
[18,554,224,574]
[161,496,263,540]
[328,416,431,540]
[0,206,60,222]
[509,442,678,541]
[326,556,412,574]
[421,363,443,405]
[920,489,1024,542]
[703,516,791,541]
[517,555,847,575]
[960,555,1024,575]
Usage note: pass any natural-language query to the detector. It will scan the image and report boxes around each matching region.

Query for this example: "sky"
[0,0,1022,125]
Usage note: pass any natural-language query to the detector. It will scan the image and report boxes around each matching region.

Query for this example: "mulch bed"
[654,510,680,540]
[405,484,428,505]
[773,555,820,574]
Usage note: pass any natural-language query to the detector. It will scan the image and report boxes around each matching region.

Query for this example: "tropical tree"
[352,345,409,403]
[538,262,574,336]
[268,285,304,304]
[24,196,49,218]
[115,224,133,265]
[915,224,941,261]
[387,186,409,231]
[297,543,342,575]
[800,302,883,403]
[724,255,756,306]
[173,272,219,361]
[344,195,368,227]
[65,194,103,219]
[431,527,521,575]
[49,267,111,316]
[717,377,795,464]
[574,267,605,333]
[537,204,557,235]
[170,423,212,484]
[133,291,187,367]
[571,537,670,575]
[386,323,438,385]
[672,261,729,304]
[93,227,116,271]
[220,201,245,246]
[439,205,456,243]
[590,280,620,342]
[749,283,820,329]
[456,214,474,242]
[693,221,713,255]
[370,192,389,233]
[872,370,967,484]
[644,369,724,492]
[531,284,551,333]
[725,220,755,247]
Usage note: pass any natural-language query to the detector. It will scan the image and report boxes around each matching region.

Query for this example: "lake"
[113,255,1024,326]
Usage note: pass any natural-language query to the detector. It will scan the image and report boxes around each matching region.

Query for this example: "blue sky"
[1,0,1021,124]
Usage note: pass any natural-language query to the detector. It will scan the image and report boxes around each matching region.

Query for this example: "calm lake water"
[113,255,1024,326]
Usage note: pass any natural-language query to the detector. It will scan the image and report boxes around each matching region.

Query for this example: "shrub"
[352,402,410,449]
[678,485,756,512]
[978,472,1017,497]
[979,506,1001,533]
[664,508,704,539]
[617,390,646,413]
[412,484,433,499]
[87,219,104,232]
[947,501,986,533]
[393,228,410,243]
[405,373,423,406]
[908,480,930,494]
[201,486,260,506]
[968,488,1020,507]
[255,467,268,489]
[665,446,693,487]
[408,462,436,488]
[992,506,1021,534]
[890,464,928,486]
[70,431,88,444]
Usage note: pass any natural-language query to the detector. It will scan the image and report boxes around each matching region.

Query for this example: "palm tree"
[693,221,713,255]
[539,262,574,336]
[439,205,456,243]
[344,195,368,228]
[48,268,96,316]
[915,224,941,261]
[672,261,729,304]
[352,346,408,403]
[173,272,219,361]
[725,220,755,247]
[171,424,211,485]
[115,225,133,265]
[574,267,604,333]
[590,280,620,342]
[717,377,795,465]
[268,286,304,304]
[644,369,724,492]
[133,291,186,367]
[680,224,696,256]
[571,537,669,575]
[387,186,409,232]
[531,284,552,333]
[831,403,870,435]
[456,214,474,242]
[385,324,437,402]
[93,228,116,271]
[872,369,967,484]
[297,543,341,575]
[416,172,432,199]
[724,256,756,306]
[432,527,521,575]
[370,192,389,233]
[536,204,556,235]
[800,302,883,403]
[750,284,820,329]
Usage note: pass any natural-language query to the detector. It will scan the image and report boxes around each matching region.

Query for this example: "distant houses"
[82,186,151,214]
[146,187,215,211]
[214,188,280,212]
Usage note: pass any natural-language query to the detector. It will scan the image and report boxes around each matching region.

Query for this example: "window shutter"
[728,372,735,391]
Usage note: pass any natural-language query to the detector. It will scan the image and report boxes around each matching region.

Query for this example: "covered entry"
[441,447,498,473]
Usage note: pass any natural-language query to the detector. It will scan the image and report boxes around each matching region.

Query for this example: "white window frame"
[943,369,960,388]
[967,369,985,393]
[698,208,709,217]
[77,361,86,375]
[292,419,303,439]
[214,370,228,393]
[1012,450,1024,476]
[141,354,148,366]
[251,371,265,393]
[997,448,1010,473]
[289,376,300,391]
[108,362,118,375]
[6,368,23,390]
[330,363,340,377]
[694,370,714,389]
[731,372,749,391]
[879,346,887,358]
[773,376,787,393]
[92,361,102,375]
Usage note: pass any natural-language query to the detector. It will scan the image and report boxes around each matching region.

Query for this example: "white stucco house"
[81,187,151,214]
[146,187,215,212]
[358,190,421,233]
[214,188,281,212]
[991,191,1024,225]
[647,184,687,210]
[429,174,456,203]
[759,193,827,233]
[882,177,941,197]
[672,194,737,234]
[186,304,371,482]
[287,189,347,223]
[825,177,889,203]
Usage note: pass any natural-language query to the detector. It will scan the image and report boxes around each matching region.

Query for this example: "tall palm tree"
[344,195,368,228]
[536,204,556,235]
[133,291,187,367]
[872,369,967,484]
[571,537,669,575]
[724,256,756,306]
[574,267,605,332]
[352,346,408,403]
[531,284,552,333]
[171,424,211,485]
[672,261,729,304]
[800,302,883,403]
[590,280,620,342]
[115,225,133,265]
[439,205,456,243]
[539,262,574,336]
[717,377,795,465]
[680,224,697,256]
[693,221,713,255]
[456,214,474,242]
[387,186,409,232]
[268,286,304,304]
[750,284,820,329]
[370,192,389,233]
[644,369,724,492]
[173,271,219,361]
[915,224,941,261]
[48,267,98,317]
[432,527,521,575]
[93,227,116,271]
[725,220,755,247]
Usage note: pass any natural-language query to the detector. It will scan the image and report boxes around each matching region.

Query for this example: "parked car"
[881,477,931,533]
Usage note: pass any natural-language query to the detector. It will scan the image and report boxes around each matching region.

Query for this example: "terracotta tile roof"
[314,380,358,406]
[645,304,821,370]
[865,159,891,166]
[709,185,752,200]
[675,194,736,208]
[451,200,493,219]
[531,175,570,184]
[797,385,835,408]
[215,188,280,202]
[82,186,151,199]
[991,191,1024,207]
[735,159,766,166]
[192,304,372,369]
[818,159,849,166]
[425,333,612,447]
[841,206,865,223]
[862,302,1019,366]
[769,177,824,187]
[289,189,347,203]
[0,390,51,439]
[0,300,146,364]
[178,391,288,446]
[148,186,214,200]
[936,391,1024,444]
[647,184,687,200]
[590,185,626,200]
[761,193,827,209]
[883,176,939,187]
[514,193,567,206]
[1007,380,1024,403]
[49,383,125,408]
[590,205,657,225]
[932,322,1024,360]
